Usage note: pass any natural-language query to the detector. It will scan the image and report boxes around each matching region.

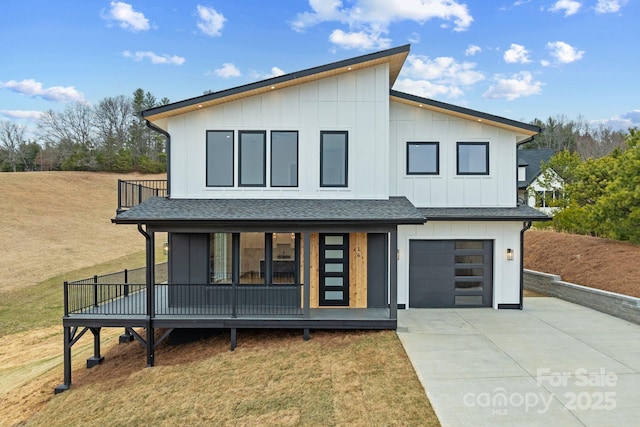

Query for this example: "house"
[56,45,549,392]
[517,149,564,214]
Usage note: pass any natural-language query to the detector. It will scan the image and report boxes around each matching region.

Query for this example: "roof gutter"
[145,119,171,198]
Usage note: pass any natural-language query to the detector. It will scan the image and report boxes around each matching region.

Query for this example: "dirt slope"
[524,229,640,298]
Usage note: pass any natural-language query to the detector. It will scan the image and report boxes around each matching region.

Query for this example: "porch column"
[303,232,310,318]
[389,229,398,320]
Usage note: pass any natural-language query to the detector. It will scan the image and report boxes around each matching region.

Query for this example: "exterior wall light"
[163,242,169,255]
[506,248,514,261]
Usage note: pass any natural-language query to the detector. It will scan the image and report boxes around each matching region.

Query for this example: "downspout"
[145,120,171,198]
[137,223,156,367]
[519,221,532,309]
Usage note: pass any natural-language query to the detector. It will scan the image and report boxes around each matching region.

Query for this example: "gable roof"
[517,148,554,188]
[390,90,541,137]
[141,45,411,122]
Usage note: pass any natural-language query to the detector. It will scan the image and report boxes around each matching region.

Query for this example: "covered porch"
[56,195,424,393]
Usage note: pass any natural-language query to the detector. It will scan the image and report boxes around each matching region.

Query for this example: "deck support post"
[230,328,237,351]
[303,328,310,341]
[54,326,72,394]
[389,229,398,320]
[86,327,105,368]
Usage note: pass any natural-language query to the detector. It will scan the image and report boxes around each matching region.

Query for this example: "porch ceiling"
[113,196,426,225]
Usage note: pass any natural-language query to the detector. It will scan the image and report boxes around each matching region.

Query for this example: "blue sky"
[1,0,638,136]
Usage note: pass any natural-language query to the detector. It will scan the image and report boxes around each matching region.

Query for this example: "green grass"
[0,249,166,338]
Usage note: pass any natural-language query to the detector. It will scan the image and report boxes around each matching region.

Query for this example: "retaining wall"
[524,269,640,325]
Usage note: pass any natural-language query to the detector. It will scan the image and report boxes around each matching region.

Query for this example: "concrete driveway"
[397,297,640,426]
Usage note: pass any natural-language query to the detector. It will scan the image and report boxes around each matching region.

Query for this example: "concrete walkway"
[397,297,640,426]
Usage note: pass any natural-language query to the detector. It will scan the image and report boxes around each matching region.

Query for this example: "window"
[407,142,439,175]
[239,131,266,187]
[457,142,489,175]
[320,131,348,187]
[271,131,298,187]
[206,131,234,186]
[240,232,265,283]
[210,233,232,284]
[536,190,563,208]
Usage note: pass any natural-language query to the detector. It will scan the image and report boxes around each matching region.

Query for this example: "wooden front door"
[319,234,349,306]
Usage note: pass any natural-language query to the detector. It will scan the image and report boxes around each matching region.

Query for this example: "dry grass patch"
[525,229,640,297]
[0,171,165,292]
[20,329,438,426]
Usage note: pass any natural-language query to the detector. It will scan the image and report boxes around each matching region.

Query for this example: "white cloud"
[595,0,627,13]
[196,5,226,37]
[250,67,286,81]
[394,54,484,98]
[214,63,241,78]
[103,1,150,32]
[0,79,85,102]
[547,41,584,63]
[408,32,421,44]
[0,110,44,120]
[483,72,543,101]
[292,0,473,49]
[549,0,582,16]
[465,45,482,56]
[592,110,640,130]
[329,29,391,50]
[123,51,185,65]
[503,43,531,63]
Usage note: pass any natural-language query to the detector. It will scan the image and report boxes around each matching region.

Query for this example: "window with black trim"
[407,142,439,175]
[239,131,266,187]
[206,130,234,186]
[457,142,489,175]
[271,131,298,187]
[320,131,348,187]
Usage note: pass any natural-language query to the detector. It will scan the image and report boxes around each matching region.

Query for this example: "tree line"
[536,126,640,243]
[0,89,169,173]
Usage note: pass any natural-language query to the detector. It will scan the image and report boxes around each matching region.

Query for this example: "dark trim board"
[498,303,521,309]
[63,309,395,331]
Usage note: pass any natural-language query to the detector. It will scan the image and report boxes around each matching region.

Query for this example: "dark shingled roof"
[419,205,550,221]
[113,196,426,225]
[518,149,554,188]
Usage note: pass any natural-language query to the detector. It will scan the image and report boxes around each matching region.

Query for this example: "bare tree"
[94,95,134,168]
[0,120,26,172]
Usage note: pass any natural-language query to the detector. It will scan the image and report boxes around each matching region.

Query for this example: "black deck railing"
[65,263,168,315]
[64,265,303,317]
[117,179,167,212]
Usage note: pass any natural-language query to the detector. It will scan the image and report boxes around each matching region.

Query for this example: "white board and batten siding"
[167,64,390,200]
[397,221,524,309]
[389,100,519,208]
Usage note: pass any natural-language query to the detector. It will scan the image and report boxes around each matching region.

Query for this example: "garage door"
[409,240,493,308]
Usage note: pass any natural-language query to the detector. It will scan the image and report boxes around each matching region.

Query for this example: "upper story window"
[239,131,266,187]
[206,130,234,187]
[457,142,489,175]
[407,142,439,175]
[271,131,298,187]
[320,131,348,187]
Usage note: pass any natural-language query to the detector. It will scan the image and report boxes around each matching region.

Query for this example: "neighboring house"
[56,45,549,392]
[517,149,564,215]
